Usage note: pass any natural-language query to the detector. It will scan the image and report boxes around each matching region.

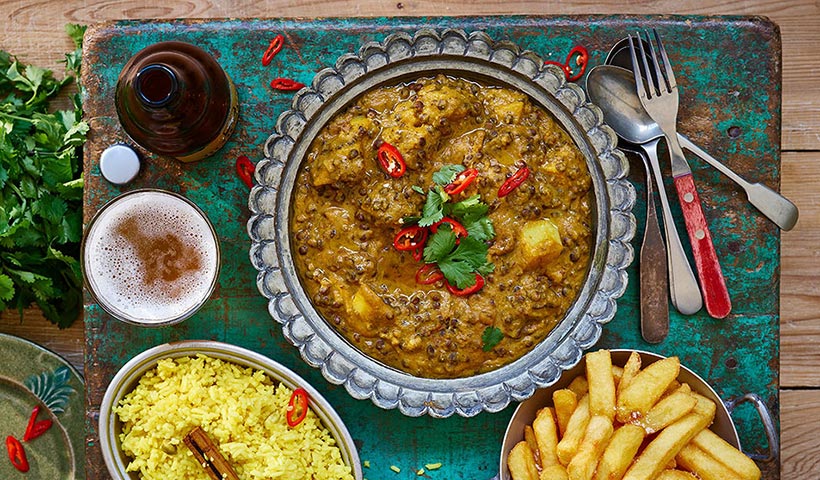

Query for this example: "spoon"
[605,42,798,231]
[619,141,670,343]
[587,65,703,316]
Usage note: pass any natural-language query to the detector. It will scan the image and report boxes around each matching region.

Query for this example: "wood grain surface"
[1,1,818,479]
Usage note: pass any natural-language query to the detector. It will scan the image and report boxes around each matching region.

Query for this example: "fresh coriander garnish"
[411,185,425,195]
[482,326,504,351]
[0,24,88,328]
[405,164,495,292]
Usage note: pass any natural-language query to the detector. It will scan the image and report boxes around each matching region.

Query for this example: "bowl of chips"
[499,349,777,480]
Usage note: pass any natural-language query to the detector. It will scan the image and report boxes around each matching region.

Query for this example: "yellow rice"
[114,354,355,480]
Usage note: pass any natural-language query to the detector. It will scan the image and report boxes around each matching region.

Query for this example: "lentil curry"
[291,75,593,378]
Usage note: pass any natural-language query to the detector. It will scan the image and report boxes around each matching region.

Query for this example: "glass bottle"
[115,41,239,163]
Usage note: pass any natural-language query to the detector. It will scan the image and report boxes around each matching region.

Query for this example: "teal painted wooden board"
[83,15,781,479]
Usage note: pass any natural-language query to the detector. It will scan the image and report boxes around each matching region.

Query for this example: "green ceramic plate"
[0,333,85,479]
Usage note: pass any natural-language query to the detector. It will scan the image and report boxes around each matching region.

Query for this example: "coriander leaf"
[25,65,45,94]
[33,196,68,224]
[411,185,425,195]
[432,164,465,186]
[423,227,457,263]
[437,258,476,289]
[65,24,86,48]
[482,326,504,351]
[451,195,489,219]
[449,236,490,269]
[435,237,492,288]
[463,216,495,242]
[418,188,446,227]
[0,273,14,302]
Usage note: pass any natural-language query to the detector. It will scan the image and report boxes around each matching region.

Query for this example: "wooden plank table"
[1,1,819,479]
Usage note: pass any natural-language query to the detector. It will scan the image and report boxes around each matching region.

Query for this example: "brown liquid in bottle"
[115,41,239,162]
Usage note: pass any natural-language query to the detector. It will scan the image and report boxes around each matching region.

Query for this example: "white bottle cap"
[100,144,141,185]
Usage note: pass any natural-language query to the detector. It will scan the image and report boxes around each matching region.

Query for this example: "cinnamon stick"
[182,426,240,480]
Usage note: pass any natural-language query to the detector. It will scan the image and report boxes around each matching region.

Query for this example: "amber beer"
[82,190,220,325]
[115,41,239,162]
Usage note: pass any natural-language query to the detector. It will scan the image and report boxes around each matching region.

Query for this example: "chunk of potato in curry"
[292,75,593,378]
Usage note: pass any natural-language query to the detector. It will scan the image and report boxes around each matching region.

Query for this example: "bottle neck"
[134,64,179,108]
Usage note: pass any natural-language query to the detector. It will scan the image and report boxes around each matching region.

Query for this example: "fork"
[628,30,732,319]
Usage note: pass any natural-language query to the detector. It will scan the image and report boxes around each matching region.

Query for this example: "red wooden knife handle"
[673,174,731,318]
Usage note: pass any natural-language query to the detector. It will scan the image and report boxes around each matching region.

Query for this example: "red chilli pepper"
[411,246,424,262]
[446,273,485,296]
[6,436,29,473]
[235,155,255,189]
[545,45,590,82]
[393,225,428,252]
[416,264,444,285]
[443,168,478,195]
[270,78,306,91]
[498,166,531,197]
[286,388,309,427]
[23,405,39,442]
[376,142,407,178]
[261,35,285,66]
[431,217,468,241]
[23,405,53,442]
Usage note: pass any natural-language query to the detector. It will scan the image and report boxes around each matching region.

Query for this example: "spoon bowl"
[586,65,664,145]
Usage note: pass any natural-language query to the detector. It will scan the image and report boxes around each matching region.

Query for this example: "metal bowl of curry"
[248,29,636,417]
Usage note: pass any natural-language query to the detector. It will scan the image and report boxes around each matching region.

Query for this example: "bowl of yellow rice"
[99,340,362,480]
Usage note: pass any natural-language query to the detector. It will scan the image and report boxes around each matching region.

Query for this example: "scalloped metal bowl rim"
[248,28,636,417]
[497,349,742,480]
[98,340,363,480]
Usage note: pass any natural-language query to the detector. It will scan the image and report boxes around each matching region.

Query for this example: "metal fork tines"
[628,30,732,319]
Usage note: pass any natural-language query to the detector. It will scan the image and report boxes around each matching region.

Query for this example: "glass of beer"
[82,189,221,326]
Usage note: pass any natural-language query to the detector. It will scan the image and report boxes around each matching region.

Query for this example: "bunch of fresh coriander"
[0,25,88,328]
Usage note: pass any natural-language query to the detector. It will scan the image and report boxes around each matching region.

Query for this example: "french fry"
[586,350,616,421]
[689,392,717,421]
[663,380,683,397]
[567,415,614,480]
[541,464,569,480]
[508,441,539,480]
[533,407,560,468]
[621,409,713,480]
[611,365,624,387]
[525,425,542,467]
[594,424,645,480]
[617,351,642,398]
[656,470,699,480]
[638,389,697,433]
[553,389,578,437]
[556,395,590,466]
[690,428,761,480]
[568,375,589,397]
[675,444,744,480]
[616,357,680,423]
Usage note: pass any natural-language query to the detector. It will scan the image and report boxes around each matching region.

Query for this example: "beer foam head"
[83,190,219,324]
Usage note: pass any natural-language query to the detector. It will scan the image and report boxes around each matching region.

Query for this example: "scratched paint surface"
[83,16,781,479]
